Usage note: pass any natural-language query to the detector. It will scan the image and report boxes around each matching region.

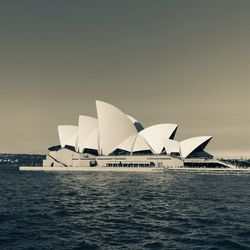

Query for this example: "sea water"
[0,169,249,249]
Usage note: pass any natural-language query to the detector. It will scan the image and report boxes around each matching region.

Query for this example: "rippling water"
[0,170,249,249]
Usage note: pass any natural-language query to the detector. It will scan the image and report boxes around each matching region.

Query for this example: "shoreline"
[19,166,250,173]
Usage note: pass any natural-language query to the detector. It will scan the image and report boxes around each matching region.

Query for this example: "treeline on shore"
[0,153,45,167]
[219,158,250,168]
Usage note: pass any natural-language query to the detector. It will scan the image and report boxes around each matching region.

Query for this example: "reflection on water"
[0,170,250,249]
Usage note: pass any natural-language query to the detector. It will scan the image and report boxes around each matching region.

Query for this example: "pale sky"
[0,0,249,157]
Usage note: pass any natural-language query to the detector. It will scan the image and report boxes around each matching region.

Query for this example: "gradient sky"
[0,0,249,157]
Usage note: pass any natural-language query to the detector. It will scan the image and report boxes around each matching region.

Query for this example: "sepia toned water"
[0,170,249,249]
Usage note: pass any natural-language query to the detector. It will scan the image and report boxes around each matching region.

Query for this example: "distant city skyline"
[0,0,249,157]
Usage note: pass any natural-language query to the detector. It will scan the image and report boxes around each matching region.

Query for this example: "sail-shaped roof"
[180,136,212,158]
[116,134,137,152]
[163,139,180,155]
[132,134,152,152]
[83,128,98,151]
[96,101,138,155]
[139,124,178,154]
[78,115,98,153]
[58,125,78,148]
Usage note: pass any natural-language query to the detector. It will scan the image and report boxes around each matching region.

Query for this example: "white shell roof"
[83,128,98,152]
[96,100,138,155]
[78,115,98,153]
[132,134,152,152]
[163,139,180,154]
[180,136,212,158]
[116,134,137,152]
[139,124,178,154]
[58,125,78,148]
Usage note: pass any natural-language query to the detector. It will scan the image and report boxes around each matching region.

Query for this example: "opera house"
[43,101,233,170]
